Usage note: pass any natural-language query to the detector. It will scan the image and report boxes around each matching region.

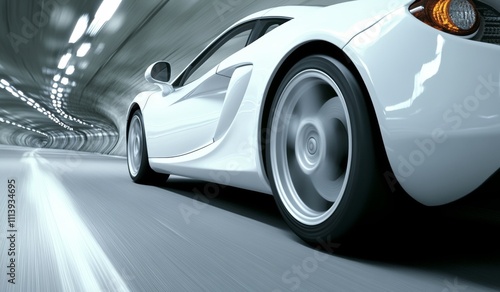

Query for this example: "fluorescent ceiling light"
[61,77,69,85]
[77,43,91,57]
[69,15,89,44]
[65,65,75,75]
[52,89,57,94]
[53,74,61,82]
[87,0,122,36]
[52,83,58,88]
[58,53,72,69]
[1,79,9,86]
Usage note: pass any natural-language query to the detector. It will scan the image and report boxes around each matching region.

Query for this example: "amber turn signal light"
[410,0,480,36]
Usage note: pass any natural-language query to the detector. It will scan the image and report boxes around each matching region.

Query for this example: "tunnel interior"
[0,0,335,155]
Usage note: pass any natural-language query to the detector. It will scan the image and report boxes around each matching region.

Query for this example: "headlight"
[410,0,480,36]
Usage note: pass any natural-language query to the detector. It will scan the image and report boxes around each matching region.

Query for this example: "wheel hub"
[296,122,323,172]
[307,137,317,155]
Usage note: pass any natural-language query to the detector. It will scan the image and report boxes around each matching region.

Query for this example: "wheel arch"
[126,103,142,141]
[259,40,389,177]
[126,91,156,141]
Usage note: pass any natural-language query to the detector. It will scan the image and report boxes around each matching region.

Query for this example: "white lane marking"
[22,151,130,292]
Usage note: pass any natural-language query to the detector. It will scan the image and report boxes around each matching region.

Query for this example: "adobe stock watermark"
[178,107,295,225]
[272,237,340,292]
[178,100,299,224]
[384,74,499,192]
[178,155,242,224]
[7,0,70,53]
[349,0,404,47]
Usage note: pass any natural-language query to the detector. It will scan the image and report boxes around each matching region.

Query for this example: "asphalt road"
[1,145,500,291]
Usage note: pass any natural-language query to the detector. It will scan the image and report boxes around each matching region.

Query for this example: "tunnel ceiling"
[0,0,339,155]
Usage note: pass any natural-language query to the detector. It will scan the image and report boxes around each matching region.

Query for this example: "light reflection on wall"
[1,78,74,130]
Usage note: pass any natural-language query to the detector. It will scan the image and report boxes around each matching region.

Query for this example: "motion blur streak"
[20,150,129,292]
[1,146,499,291]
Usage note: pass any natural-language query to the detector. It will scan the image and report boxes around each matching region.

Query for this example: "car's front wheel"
[266,55,383,244]
[127,110,169,184]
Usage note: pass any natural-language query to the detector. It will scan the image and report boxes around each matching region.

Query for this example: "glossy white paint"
[130,0,500,205]
[138,1,412,193]
[149,63,271,193]
[344,6,500,205]
[127,91,154,119]
[214,65,253,141]
[143,67,230,157]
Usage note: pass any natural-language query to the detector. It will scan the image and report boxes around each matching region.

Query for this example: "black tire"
[127,110,169,184]
[265,55,384,245]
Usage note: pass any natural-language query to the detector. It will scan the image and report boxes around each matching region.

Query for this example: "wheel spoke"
[311,167,345,203]
[286,116,300,152]
[288,154,331,212]
[293,83,325,119]
[294,176,332,212]
[311,98,349,202]
[317,96,346,126]
[322,120,348,177]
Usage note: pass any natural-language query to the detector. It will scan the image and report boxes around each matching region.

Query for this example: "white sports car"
[127,0,500,244]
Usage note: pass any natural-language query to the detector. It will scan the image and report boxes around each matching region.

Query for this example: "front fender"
[126,91,156,137]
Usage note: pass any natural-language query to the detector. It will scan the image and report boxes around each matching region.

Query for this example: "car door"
[143,22,255,158]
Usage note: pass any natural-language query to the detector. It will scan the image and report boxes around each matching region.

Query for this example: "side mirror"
[145,61,174,96]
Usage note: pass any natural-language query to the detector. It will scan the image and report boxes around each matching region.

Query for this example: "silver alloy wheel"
[128,115,143,177]
[270,69,352,226]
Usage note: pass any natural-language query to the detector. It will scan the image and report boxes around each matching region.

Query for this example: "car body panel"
[127,90,155,127]
[144,1,412,194]
[148,67,272,194]
[143,68,230,157]
[344,6,500,205]
[129,0,500,205]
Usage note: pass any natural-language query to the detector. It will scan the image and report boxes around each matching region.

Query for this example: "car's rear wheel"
[266,55,383,244]
[127,110,169,184]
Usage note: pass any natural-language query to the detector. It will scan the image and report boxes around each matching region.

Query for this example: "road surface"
[1,145,499,291]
